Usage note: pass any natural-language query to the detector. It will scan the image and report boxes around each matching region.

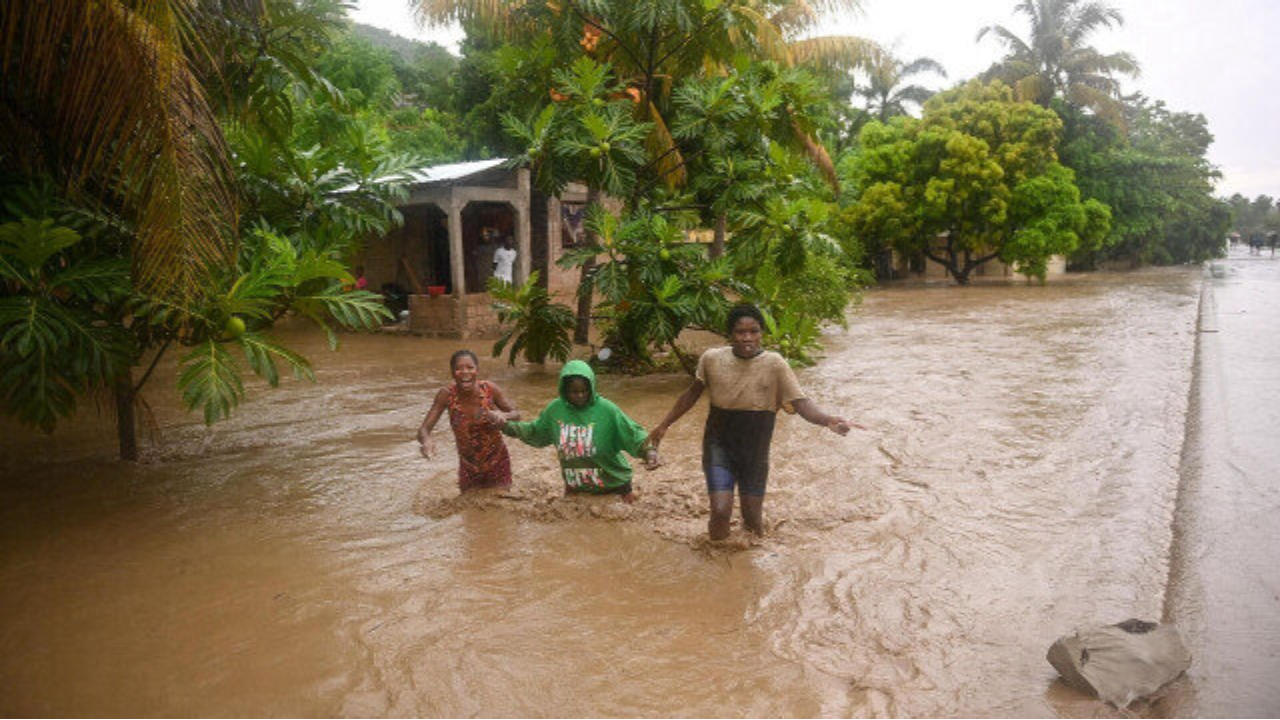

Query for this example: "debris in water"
[1046,619,1191,708]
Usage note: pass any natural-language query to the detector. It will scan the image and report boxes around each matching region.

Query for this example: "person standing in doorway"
[492,237,517,285]
[648,304,864,541]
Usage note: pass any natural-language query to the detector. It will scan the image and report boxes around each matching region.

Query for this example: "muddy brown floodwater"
[2,261,1276,717]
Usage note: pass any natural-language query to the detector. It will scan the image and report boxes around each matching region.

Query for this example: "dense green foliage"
[455,0,879,368]
[847,81,1109,284]
[1,0,409,458]
[1059,97,1229,266]
[312,27,467,161]
[1227,194,1278,237]
[488,273,575,365]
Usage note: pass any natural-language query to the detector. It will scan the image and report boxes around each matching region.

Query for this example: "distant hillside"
[348,21,457,62]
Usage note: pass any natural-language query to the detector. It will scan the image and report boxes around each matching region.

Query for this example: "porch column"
[448,194,465,296]
[545,196,561,290]
[515,202,531,286]
[516,168,532,285]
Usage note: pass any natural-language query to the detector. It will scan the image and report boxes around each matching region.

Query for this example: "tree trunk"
[710,213,726,259]
[114,368,138,461]
[573,188,602,345]
[669,341,697,377]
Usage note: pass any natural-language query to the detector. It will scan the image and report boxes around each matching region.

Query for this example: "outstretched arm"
[648,380,705,448]
[792,398,865,436]
[417,388,451,458]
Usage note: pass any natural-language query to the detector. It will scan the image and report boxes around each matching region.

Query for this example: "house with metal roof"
[360,159,606,338]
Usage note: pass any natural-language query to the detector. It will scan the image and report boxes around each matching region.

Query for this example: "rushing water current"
[2,260,1276,717]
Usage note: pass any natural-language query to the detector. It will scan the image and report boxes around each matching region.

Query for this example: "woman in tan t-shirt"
[649,305,862,541]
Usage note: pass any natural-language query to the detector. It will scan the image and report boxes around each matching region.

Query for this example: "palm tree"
[977,0,1138,124]
[0,1,239,300]
[852,52,947,122]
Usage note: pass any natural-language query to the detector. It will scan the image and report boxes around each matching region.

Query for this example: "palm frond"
[730,5,790,63]
[1,1,239,300]
[768,1,820,36]
[791,120,839,193]
[644,100,686,188]
[413,0,530,38]
[900,57,948,80]
[787,36,880,72]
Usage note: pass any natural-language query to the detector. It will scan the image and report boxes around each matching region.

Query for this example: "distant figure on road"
[1268,232,1277,257]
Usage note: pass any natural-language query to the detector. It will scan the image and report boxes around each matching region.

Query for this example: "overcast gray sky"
[352,0,1278,199]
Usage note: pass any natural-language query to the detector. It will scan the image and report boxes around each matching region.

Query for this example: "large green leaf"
[178,340,244,425]
[238,331,315,387]
[0,219,80,275]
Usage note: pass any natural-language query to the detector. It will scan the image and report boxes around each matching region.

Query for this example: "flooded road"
[1,260,1274,716]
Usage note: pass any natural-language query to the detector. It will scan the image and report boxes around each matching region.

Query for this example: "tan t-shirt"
[695,346,806,412]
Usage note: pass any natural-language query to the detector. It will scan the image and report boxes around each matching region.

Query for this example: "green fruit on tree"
[224,316,246,339]
[781,224,793,234]
[590,147,602,158]
[593,98,605,107]
[659,249,671,260]
[600,141,610,153]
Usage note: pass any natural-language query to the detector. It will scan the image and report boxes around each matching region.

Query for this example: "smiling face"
[564,376,592,408]
[730,316,763,359]
[451,354,478,391]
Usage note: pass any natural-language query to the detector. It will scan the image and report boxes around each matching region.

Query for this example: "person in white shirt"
[492,238,517,284]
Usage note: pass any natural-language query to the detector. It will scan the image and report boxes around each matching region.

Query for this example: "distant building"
[360,159,609,337]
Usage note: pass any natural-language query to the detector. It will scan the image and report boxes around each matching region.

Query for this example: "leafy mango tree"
[848,81,1110,284]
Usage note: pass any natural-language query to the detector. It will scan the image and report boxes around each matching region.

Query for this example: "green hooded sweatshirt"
[501,360,649,492]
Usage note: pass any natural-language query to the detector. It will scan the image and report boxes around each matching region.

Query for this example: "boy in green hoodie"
[496,360,657,500]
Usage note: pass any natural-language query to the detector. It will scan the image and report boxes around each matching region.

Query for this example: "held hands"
[483,410,508,428]
[643,426,667,470]
[642,446,662,471]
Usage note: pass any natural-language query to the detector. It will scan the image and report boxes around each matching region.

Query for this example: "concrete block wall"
[408,294,461,337]
[408,293,504,339]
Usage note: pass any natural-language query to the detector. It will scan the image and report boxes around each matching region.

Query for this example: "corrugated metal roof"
[403,158,508,185]
[333,158,511,194]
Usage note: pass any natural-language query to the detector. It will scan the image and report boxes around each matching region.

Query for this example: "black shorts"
[702,406,776,497]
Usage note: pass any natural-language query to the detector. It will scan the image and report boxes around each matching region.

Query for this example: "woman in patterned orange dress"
[418,350,519,491]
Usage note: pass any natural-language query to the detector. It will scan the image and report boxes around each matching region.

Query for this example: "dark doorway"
[461,201,515,293]
[423,205,450,292]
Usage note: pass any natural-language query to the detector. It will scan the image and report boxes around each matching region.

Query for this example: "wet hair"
[449,349,479,370]
[726,304,766,334]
